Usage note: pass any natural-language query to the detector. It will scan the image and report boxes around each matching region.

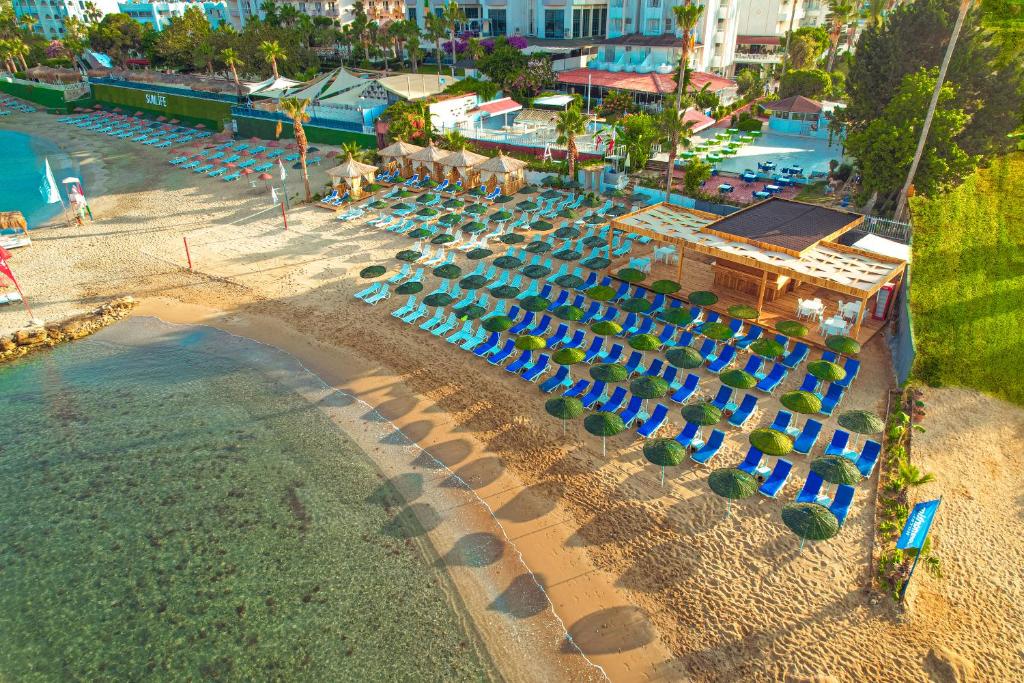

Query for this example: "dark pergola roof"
[763,95,824,114]
[700,197,863,256]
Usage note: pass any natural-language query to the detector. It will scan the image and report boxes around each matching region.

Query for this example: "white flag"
[271,187,279,205]
[278,159,287,181]
[39,158,61,204]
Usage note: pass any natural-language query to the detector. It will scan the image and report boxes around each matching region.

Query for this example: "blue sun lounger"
[540,366,571,393]
[727,394,758,427]
[222,171,241,182]
[756,363,787,393]
[473,333,501,357]
[758,459,793,498]
[506,350,533,374]
[691,429,725,465]
[709,386,733,411]
[855,440,881,477]
[796,471,825,504]
[619,396,645,426]
[599,387,628,413]
[522,354,550,381]
[793,419,823,455]
[824,429,851,457]
[637,404,669,438]
[829,485,855,526]
[580,381,608,409]
[736,447,763,475]
[488,339,517,365]
[669,373,700,404]
[820,384,845,416]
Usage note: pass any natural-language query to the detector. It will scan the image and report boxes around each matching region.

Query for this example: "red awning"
[736,35,781,46]
[472,97,522,117]
[125,58,150,66]
[556,68,736,96]
[682,108,716,133]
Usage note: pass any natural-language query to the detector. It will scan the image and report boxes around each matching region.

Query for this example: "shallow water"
[0,129,77,227]
[0,318,501,681]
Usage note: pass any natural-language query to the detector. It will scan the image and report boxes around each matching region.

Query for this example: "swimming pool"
[695,130,847,177]
[0,130,78,227]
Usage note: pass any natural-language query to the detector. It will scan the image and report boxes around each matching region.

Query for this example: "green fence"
[0,79,90,112]
[91,83,235,130]
[233,112,376,147]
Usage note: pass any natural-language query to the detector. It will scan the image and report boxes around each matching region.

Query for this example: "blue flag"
[896,499,941,550]
[39,158,61,205]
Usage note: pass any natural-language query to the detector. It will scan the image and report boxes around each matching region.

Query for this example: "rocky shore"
[0,297,136,364]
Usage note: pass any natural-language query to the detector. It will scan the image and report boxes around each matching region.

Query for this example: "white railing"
[733,52,784,63]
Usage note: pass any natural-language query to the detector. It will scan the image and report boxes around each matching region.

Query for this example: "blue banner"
[897,499,941,550]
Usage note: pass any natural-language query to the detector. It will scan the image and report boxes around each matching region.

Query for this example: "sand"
[2,111,1023,682]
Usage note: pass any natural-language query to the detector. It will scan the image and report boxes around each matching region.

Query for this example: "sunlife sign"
[145,93,168,107]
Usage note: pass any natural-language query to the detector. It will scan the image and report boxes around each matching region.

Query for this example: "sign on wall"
[145,93,168,107]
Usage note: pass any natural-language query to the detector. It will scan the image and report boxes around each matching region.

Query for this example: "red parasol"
[268,140,280,147]
[241,168,253,175]
[195,123,206,129]
[257,173,273,180]
[169,119,180,124]
[113,107,122,113]
[250,136,261,142]
[325,150,339,157]
[286,142,298,149]
[157,115,167,122]
[134,111,144,116]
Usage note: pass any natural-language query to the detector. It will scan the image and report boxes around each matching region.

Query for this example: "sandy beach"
[2,111,1022,682]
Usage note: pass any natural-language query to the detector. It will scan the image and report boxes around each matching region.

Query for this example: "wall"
[768,112,830,139]
[0,79,91,111]
[91,82,235,130]
[889,277,915,386]
[232,112,376,147]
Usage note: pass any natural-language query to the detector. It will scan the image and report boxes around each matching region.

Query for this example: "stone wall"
[0,297,137,364]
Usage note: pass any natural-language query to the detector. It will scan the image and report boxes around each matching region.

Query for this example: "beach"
[2,111,1022,681]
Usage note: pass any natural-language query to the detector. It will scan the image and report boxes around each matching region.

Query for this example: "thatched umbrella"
[811,455,862,487]
[466,248,493,260]
[525,240,552,254]
[590,363,628,383]
[775,320,808,338]
[482,315,514,332]
[621,297,652,314]
[433,264,462,279]
[552,348,586,381]
[728,304,759,320]
[750,338,785,360]
[749,428,794,457]
[359,265,386,278]
[554,225,581,239]
[780,390,822,430]
[651,280,681,295]
[522,264,552,279]
[587,285,617,301]
[499,233,525,244]
[682,401,722,443]
[459,274,488,289]
[708,468,758,515]
[837,410,884,449]
[530,220,554,232]
[493,255,523,270]
[553,248,582,261]
[689,290,719,307]
[515,335,547,351]
[807,360,846,389]
[517,200,540,211]
[628,333,660,351]
[720,369,757,390]
[396,281,423,295]
[582,256,610,270]
[781,503,840,551]
[396,249,422,262]
[546,396,583,436]
[617,267,646,283]
[644,438,686,486]
[556,274,585,289]
[666,346,703,369]
[826,334,861,357]
[584,412,626,457]
[590,321,623,337]
[520,296,551,312]
[519,184,539,194]
[424,293,455,307]
[631,375,669,413]
[660,308,695,327]
[699,322,734,342]
[553,305,584,321]
[491,285,521,299]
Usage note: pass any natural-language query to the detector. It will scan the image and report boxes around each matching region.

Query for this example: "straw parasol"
[644,438,686,486]
[499,233,525,244]
[0,212,27,231]
[728,304,759,320]
[682,401,721,441]
[520,296,551,312]
[660,308,694,327]
[396,249,421,262]
[628,333,660,351]
[515,335,547,351]
[590,320,622,336]
[620,297,652,313]
[491,285,521,299]
[750,338,785,360]
[617,267,646,283]
[424,293,454,307]
[493,255,523,270]
[780,390,822,430]
[459,274,488,289]
[775,320,808,338]
[708,468,757,515]
[482,315,514,332]
[466,248,493,260]
[666,346,703,369]
[808,360,846,383]
[396,281,423,295]
[699,322,734,341]
[553,305,584,321]
[720,369,757,390]
[587,285,617,301]
[522,264,552,279]
[545,396,583,435]
[837,409,884,449]
[689,290,719,306]
[359,265,386,278]
[651,280,681,295]
[590,363,628,383]
[555,274,585,289]
[811,455,862,486]
[749,428,794,456]
[781,503,840,551]
[584,412,626,457]
[826,334,862,357]
[552,348,586,380]
[433,264,462,280]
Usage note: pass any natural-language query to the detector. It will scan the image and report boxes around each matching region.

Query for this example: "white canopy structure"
[406,141,452,181]
[326,154,379,200]
[474,150,529,194]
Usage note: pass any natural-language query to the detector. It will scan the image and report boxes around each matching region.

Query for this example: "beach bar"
[608,198,907,346]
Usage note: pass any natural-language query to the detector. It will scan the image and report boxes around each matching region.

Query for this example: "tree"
[220,47,243,94]
[845,68,975,205]
[735,69,763,97]
[259,39,286,79]
[424,13,447,71]
[0,40,15,72]
[615,112,660,170]
[598,89,636,122]
[476,36,528,87]
[683,157,712,195]
[402,21,424,71]
[693,83,719,110]
[505,56,555,101]
[9,36,27,70]
[825,0,855,71]
[279,97,312,201]
[88,13,146,65]
[555,104,587,183]
[62,16,88,58]
[437,129,468,150]
[788,34,819,70]
[441,1,465,77]
[660,101,695,196]
[153,7,211,69]
[383,99,432,144]
[779,68,832,99]
[340,141,373,163]
[82,1,103,24]
[443,76,498,102]
[19,13,36,34]
[671,1,703,110]
[894,462,936,489]
[260,0,280,27]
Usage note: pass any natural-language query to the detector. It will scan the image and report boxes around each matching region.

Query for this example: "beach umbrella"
[617,268,646,283]
[499,233,525,244]
[521,296,551,312]
[587,285,617,301]
[454,303,487,319]
[437,214,459,226]
[396,281,423,295]
[525,240,552,254]
[433,264,462,279]
[431,234,456,245]
[605,205,628,218]
[590,321,622,336]
[720,369,757,390]
[582,235,607,248]
[552,348,586,381]
[517,200,540,211]
[584,412,626,457]
[307,146,320,153]
[553,305,584,321]
[416,207,439,217]
[519,184,539,194]
[708,468,757,515]
[465,203,487,214]
[629,192,648,204]
[540,189,561,199]
[750,338,785,360]
[459,274,488,289]
[775,320,808,338]
[491,285,521,299]
[359,265,386,278]
[407,228,432,238]
[515,335,546,351]
[396,249,422,262]
[826,335,861,357]
[620,297,652,313]
[443,198,465,209]
[666,346,704,369]
[644,438,686,486]
[423,293,455,307]
[466,248,493,260]
[781,503,840,551]
[628,333,660,351]
[469,186,487,196]
[630,376,669,413]
[582,195,601,207]
[811,456,862,487]
[494,255,523,270]
[728,304,759,320]
[522,264,552,279]
[650,280,681,295]
[392,202,413,212]
[582,256,610,270]
[462,221,487,233]
[585,214,606,226]
[492,210,514,222]
[482,315,514,332]
[808,360,846,384]
[555,274,585,289]
[837,409,884,449]
[397,189,414,197]
[682,401,721,427]
[369,199,389,209]
[590,363,628,383]
[530,220,554,232]
[660,308,694,327]
[553,248,582,261]
[554,226,581,239]
[699,322,734,341]
[780,390,822,430]
[749,428,794,457]
[157,115,167,122]
[557,208,579,220]
[546,396,583,435]
[689,290,719,307]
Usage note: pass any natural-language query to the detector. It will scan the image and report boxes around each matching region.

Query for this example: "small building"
[376,138,424,178]
[475,151,529,196]
[117,1,230,30]
[326,154,378,201]
[556,67,737,109]
[762,95,843,140]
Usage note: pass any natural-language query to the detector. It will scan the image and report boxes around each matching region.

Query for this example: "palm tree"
[259,40,286,80]
[0,41,15,73]
[660,101,696,197]
[10,38,29,71]
[340,141,373,163]
[279,97,313,201]
[82,1,102,24]
[425,13,447,74]
[441,1,465,78]
[19,13,37,34]
[220,48,244,95]
[896,462,935,489]
[555,104,587,184]
[671,1,703,111]
[825,0,855,71]
[437,129,468,150]
[278,4,300,27]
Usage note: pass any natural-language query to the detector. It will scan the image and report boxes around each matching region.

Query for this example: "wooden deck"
[608,247,888,349]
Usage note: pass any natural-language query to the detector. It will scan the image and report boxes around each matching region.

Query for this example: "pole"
[899,547,923,602]
[183,236,193,271]
[282,174,291,210]
[586,73,592,116]
[280,199,289,231]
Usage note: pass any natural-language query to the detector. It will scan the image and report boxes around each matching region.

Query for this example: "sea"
[0,317,602,682]
[0,129,76,227]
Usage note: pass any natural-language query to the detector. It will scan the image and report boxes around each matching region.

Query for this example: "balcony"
[733,51,783,64]
[714,30,724,44]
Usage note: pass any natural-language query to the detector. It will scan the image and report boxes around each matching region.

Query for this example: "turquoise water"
[0,318,500,681]
[0,130,75,227]
[698,130,846,176]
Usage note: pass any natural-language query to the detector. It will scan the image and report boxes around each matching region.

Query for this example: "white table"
[821,316,849,336]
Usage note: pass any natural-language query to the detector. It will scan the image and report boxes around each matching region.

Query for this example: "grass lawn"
[909,152,1024,405]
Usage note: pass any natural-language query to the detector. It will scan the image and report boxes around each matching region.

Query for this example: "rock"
[1,298,137,365]
[924,647,975,683]
[0,337,15,352]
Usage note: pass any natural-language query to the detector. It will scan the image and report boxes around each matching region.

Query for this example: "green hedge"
[91,83,234,130]
[233,113,375,147]
[0,80,77,110]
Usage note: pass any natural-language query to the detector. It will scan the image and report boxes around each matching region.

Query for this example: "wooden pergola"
[475,151,529,195]
[609,199,907,338]
[438,147,488,189]
[406,140,452,183]
[376,138,423,178]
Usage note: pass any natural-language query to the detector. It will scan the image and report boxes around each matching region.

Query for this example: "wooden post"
[851,293,867,338]
[607,223,616,274]
[755,268,768,316]
[675,244,684,282]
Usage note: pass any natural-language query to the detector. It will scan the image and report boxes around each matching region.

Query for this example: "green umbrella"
[660,308,695,327]
[749,428,794,456]
[643,438,686,486]
[781,502,840,551]
[465,203,487,214]
[584,411,626,457]
[555,274,586,289]
[396,249,422,262]
[391,202,413,211]
[416,207,439,217]
[689,290,719,307]
[553,304,584,321]
[728,304,759,320]
[708,467,758,515]
[553,248,582,261]
[628,192,648,204]
[682,401,722,426]
[628,333,660,351]
[491,285,521,299]
[650,279,681,295]
[617,267,646,283]
[620,297,652,313]
[525,240,552,254]
[416,193,438,204]
[554,226,581,239]
[369,199,389,209]
[431,233,456,244]
[468,186,487,196]
[540,189,561,199]
[466,248,493,260]
[493,194,514,204]
[396,189,414,198]
[545,396,583,435]
[459,274,488,289]
[590,363,628,383]
[517,200,539,211]
[482,315,514,332]
[590,321,623,336]
[630,376,669,402]
[433,264,462,279]
[521,296,551,312]
[837,409,884,449]
[515,335,546,351]
[587,285,617,301]
[807,360,846,383]
[442,198,465,209]
[605,205,628,217]
[557,208,579,220]
[700,322,734,341]
[519,184,539,194]
[775,320,808,338]
[396,281,423,295]
[359,265,386,278]
[780,390,822,431]
[582,235,607,248]
[585,215,606,226]
[454,303,486,319]
[437,213,460,226]
[811,455,862,486]
[581,256,610,269]
[530,220,554,232]
[499,233,526,244]
[552,348,585,382]
[494,256,523,270]
[492,210,513,221]
[666,346,703,369]
[423,292,454,307]
[720,369,757,390]
[826,334,861,357]
[462,221,487,233]
[407,227,432,238]
[750,338,785,359]
[521,265,552,279]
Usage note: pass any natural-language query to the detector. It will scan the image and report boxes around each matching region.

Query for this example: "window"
[544,9,564,39]
[487,9,504,35]
[572,8,580,38]
[407,7,416,20]
[645,18,658,33]
[664,17,672,31]
[596,8,606,35]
